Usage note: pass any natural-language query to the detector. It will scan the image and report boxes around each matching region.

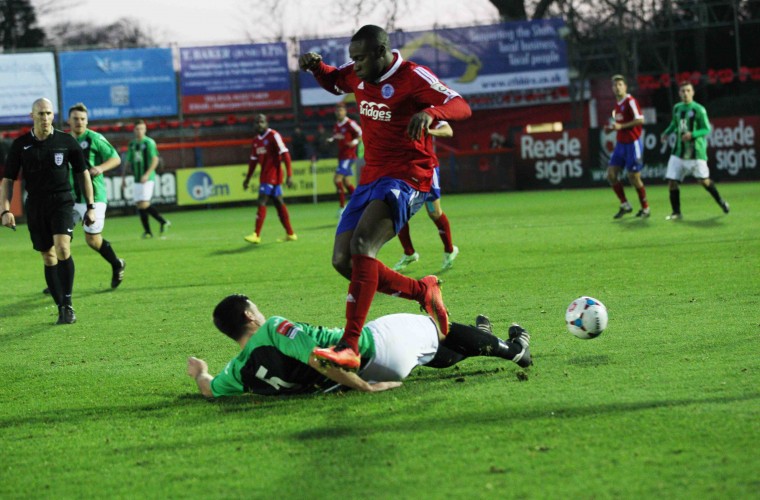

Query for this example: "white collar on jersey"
[377,50,403,83]
[336,117,349,126]
[257,128,271,139]
[616,94,631,105]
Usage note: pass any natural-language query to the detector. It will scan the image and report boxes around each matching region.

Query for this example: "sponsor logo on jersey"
[80,141,89,149]
[256,146,267,155]
[275,320,300,339]
[54,153,64,166]
[381,84,394,99]
[359,101,391,122]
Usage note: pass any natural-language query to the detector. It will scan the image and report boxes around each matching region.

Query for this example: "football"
[565,296,608,339]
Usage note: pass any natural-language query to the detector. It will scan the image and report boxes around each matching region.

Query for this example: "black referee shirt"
[4,129,87,198]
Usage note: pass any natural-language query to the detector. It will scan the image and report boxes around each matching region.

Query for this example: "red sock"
[612,182,627,204]
[397,223,415,255]
[276,204,294,235]
[335,181,345,208]
[343,255,379,353]
[376,261,424,301]
[255,206,266,235]
[636,186,649,209]
[346,183,355,195]
[434,213,454,253]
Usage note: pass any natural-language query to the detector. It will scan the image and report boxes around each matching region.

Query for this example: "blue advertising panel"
[59,48,177,120]
[0,53,58,125]
[299,20,569,106]
[179,43,291,114]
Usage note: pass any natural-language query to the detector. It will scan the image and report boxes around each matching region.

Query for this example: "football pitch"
[1,183,758,498]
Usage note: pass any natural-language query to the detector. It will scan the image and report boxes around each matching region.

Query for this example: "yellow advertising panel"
[175,158,343,206]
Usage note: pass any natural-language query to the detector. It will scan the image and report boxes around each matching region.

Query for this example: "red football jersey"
[614,94,643,143]
[312,51,469,191]
[333,117,362,160]
[249,128,289,185]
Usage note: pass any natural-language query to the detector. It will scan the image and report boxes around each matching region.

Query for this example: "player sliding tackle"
[298,25,472,370]
[186,294,532,398]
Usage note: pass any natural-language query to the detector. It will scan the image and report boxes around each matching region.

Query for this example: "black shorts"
[25,193,75,252]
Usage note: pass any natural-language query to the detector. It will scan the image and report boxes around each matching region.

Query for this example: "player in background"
[67,103,126,288]
[243,113,297,244]
[123,119,170,238]
[299,25,472,370]
[393,120,459,271]
[605,74,650,219]
[186,294,532,398]
[660,81,729,220]
[0,98,96,324]
[329,103,362,216]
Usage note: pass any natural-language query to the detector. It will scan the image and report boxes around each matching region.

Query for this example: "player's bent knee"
[332,256,352,280]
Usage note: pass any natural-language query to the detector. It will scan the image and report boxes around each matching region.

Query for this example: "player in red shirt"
[299,25,472,370]
[242,114,297,244]
[329,103,362,214]
[605,74,650,219]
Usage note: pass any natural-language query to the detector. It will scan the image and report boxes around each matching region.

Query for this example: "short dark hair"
[213,294,251,341]
[679,81,693,89]
[352,25,389,48]
[68,103,88,116]
[134,119,146,126]
[611,74,626,84]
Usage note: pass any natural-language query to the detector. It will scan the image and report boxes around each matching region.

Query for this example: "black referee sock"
[44,264,62,307]
[703,182,723,205]
[147,206,167,225]
[98,239,121,267]
[138,209,152,234]
[56,257,75,307]
[442,322,519,360]
[669,188,681,214]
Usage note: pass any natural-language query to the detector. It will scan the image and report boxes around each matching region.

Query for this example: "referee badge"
[381,84,395,99]
[54,153,64,166]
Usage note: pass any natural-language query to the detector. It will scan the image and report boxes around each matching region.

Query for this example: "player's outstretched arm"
[308,355,402,393]
[187,357,214,398]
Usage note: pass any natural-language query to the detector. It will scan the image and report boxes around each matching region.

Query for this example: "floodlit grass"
[1,183,758,498]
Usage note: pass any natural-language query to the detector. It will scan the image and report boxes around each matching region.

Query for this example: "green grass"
[1,183,758,498]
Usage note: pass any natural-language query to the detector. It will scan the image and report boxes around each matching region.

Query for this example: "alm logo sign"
[187,171,230,201]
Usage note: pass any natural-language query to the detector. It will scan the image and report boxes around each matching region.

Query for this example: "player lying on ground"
[186,294,532,398]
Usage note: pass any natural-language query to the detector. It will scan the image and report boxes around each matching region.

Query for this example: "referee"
[0,98,96,325]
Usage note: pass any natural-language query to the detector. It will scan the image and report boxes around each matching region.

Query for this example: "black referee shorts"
[25,193,75,252]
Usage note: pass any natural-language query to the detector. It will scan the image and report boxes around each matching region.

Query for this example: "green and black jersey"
[126,136,159,181]
[210,316,376,397]
[662,101,711,160]
[70,129,120,203]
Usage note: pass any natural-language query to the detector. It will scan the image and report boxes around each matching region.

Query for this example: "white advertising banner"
[0,52,58,124]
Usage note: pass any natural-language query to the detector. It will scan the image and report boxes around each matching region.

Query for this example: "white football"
[565,296,608,339]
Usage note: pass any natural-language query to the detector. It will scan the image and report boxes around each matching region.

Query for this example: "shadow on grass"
[0,295,52,320]
[207,244,260,256]
[0,391,322,430]
[616,217,652,229]
[679,215,725,228]
[301,223,338,232]
[291,391,760,441]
